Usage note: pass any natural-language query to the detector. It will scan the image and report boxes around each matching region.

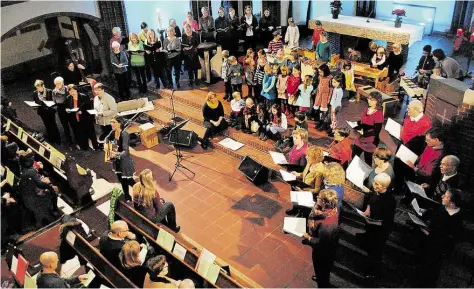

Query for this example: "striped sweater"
[268,39,284,54]
[253,65,265,85]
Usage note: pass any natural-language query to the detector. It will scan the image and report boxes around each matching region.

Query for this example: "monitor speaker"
[169,129,198,148]
[238,156,269,185]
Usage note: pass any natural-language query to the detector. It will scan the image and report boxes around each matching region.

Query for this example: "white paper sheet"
[218,138,244,151]
[406,181,427,198]
[60,256,80,278]
[346,156,372,190]
[66,231,76,246]
[11,255,18,274]
[283,217,306,237]
[139,246,148,265]
[156,229,175,251]
[269,151,288,165]
[42,100,55,107]
[346,120,358,128]
[396,144,418,166]
[21,133,28,143]
[280,170,296,182]
[81,270,96,287]
[99,285,110,289]
[24,273,37,288]
[24,101,41,107]
[87,109,100,115]
[66,108,79,113]
[96,200,111,216]
[57,197,73,215]
[411,199,424,216]
[172,243,187,261]
[323,151,330,157]
[196,248,216,276]
[408,212,427,227]
[139,122,155,131]
[385,118,402,140]
[38,146,46,156]
[206,263,221,284]
[290,191,315,208]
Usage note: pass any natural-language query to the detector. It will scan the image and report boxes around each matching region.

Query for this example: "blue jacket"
[261,73,277,100]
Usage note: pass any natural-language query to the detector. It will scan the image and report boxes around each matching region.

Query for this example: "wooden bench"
[65,229,138,288]
[115,200,261,288]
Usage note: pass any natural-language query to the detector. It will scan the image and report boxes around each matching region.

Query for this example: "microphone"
[366,10,374,23]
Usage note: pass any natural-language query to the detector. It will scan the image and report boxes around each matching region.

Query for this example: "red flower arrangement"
[392,9,406,17]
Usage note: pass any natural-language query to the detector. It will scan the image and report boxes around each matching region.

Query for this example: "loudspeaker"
[169,129,198,148]
[238,156,269,185]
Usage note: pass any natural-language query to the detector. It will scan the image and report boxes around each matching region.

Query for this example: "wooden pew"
[65,229,137,288]
[115,200,261,288]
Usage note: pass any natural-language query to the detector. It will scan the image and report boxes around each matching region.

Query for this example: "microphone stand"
[366,10,374,23]
[167,91,195,182]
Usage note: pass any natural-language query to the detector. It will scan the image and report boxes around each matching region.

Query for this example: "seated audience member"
[242,98,257,133]
[347,48,361,62]
[274,111,308,153]
[283,128,309,171]
[58,215,90,269]
[1,136,21,176]
[1,177,22,247]
[405,128,444,185]
[144,255,181,288]
[201,92,228,150]
[357,173,396,279]
[400,100,432,155]
[432,48,462,79]
[18,152,60,228]
[415,188,464,288]
[361,147,395,209]
[323,128,352,167]
[302,189,340,288]
[286,147,326,216]
[423,155,460,202]
[268,31,284,54]
[264,104,287,141]
[99,220,136,268]
[119,240,148,287]
[93,83,118,142]
[255,102,270,138]
[229,91,245,130]
[36,251,87,288]
[132,169,180,232]
[321,162,346,211]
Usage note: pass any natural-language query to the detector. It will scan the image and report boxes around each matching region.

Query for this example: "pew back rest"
[66,229,137,288]
[115,200,261,288]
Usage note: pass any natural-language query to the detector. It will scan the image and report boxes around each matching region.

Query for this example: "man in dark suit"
[99,220,136,268]
[422,155,460,202]
[36,251,87,288]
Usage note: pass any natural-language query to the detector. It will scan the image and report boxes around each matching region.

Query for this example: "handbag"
[250,121,260,133]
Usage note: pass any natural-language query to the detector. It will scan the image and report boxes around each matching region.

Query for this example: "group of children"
[221,47,357,140]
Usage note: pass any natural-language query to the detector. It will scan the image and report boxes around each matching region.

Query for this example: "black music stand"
[166,119,195,182]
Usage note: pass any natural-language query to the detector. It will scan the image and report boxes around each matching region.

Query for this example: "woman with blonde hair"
[322,162,345,211]
[386,43,403,81]
[163,27,182,89]
[132,169,180,232]
[201,92,228,149]
[128,32,147,94]
[119,240,147,287]
[286,146,326,216]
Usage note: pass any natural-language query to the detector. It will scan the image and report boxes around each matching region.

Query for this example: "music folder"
[396,144,418,166]
[385,118,401,140]
[346,156,372,190]
[283,217,306,237]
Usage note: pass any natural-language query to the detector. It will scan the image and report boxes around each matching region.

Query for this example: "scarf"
[308,208,337,234]
[53,85,66,94]
[207,100,218,109]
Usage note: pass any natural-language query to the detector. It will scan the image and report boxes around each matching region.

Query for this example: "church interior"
[1,0,474,288]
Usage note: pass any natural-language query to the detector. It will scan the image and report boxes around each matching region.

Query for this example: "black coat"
[215,16,231,42]
[181,32,201,70]
[240,15,258,37]
[144,41,167,69]
[33,89,55,116]
[229,14,241,38]
[65,93,94,125]
[416,55,436,72]
[203,101,225,122]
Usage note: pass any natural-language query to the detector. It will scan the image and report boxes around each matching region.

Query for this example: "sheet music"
[66,108,79,113]
[283,217,306,237]
[81,269,96,287]
[206,263,221,284]
[408,212,427,227]
[11,255,18,274]
[24,101,41,107]
[24,273,37,288]
[42,100,55,107]
[406,181,427,198]
[139,122,155,131]
[396,144,418,166]
[218,138,244,151]
[269,151,288,165]
[346,156,372,190]
[196,249,216,276]
[172,243,187,261]
[290,191,315,208]
[346,120,358,128]
[96,200,111,216]
[280,170,296,182]
[411,199,423,216]
[6,167,14,186]
[156,229,175,251]
[87,109,100,115]
[385,118,402,140]
[139,246,148,265]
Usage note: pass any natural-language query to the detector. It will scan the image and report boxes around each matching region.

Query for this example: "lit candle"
[156,8,162,30]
